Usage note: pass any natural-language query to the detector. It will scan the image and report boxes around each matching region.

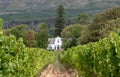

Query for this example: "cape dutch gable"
[47,36,62,50]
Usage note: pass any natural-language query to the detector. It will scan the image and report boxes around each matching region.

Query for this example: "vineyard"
[0,17,120,77]
[61,33,120,77]
[0,35,56,77]
[0,20,56,77]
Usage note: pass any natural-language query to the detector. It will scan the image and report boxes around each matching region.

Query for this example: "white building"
[47,36,62,50]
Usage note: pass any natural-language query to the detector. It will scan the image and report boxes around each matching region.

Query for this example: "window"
[57,39,59,43]
[57,45,59,50]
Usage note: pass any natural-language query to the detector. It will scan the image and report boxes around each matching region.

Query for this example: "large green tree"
[73,13,90,25]
[54,5,66,36]
[36,23,48,48]
[0,18,3,31]
[99,18,120,38]
[80,7,120,44]
[93,7,120,24]
[61,24,85,49]
[0,18,3,35]
[10,24,27,43]
[25,30,36,47]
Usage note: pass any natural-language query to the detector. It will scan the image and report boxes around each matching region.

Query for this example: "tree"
[54,5,66,36]
[77,26,91,44]
[61,24,85,49]
[10,24,27,43]
[0,18,3,31]
[25,30,36,47]
[36,23,48,48]
[99,18,120,38]
[93,7,120,24]
[73,13,90,25]
[0,18,3,35]
[3,29,11,36]
[80,7,120,44]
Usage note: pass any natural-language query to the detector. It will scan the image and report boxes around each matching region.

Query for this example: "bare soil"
[39,64,79,77]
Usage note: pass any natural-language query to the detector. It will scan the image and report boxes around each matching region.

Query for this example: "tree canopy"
[54,5,66,36]
[0,18,3,31]
[73,13,90,25]
[36,23,48,48]
[61,24,85,39]
[10,24,27,40]
[61,24,85,49]
[93,7,120,24]
[80,7,120,44]
[0,18,3,35]
[25,30,36,47]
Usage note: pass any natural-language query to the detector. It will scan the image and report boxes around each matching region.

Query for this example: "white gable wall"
[54,36,62,46]
[54,36,62,50]
[47,36,62,50]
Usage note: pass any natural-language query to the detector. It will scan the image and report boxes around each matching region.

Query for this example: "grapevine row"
[61,33,120,77]
[0,33,56,77]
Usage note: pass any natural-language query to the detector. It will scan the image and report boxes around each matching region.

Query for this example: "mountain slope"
[1,0,120,29]
[0,0,120,12]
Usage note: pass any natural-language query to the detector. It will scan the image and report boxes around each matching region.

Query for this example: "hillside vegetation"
[0,0,120,11]
[61,33,120,77]
[1,6,120,77]
[0,21,56,77]
[0,0,120,29]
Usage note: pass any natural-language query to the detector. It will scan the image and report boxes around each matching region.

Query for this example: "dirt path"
[39,64,79,77]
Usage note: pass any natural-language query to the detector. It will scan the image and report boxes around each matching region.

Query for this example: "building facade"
[47,36,62,50]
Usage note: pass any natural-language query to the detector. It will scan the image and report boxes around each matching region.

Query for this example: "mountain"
[1,0,120,29]
[0,0,120,12]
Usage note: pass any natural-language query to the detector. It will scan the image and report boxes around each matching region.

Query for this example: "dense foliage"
[80,7,120,44]
[25,30,36,47]
[54,5,66,36]
[61,24,85,49]
[93,7,120,24]
[10,24,27,41]
[36,23,48,48]
[0,29,55,77]
[72,13,90,25]
[1,6,120,77]
[5,23,48,48]
[0,18,3,31]
[61,33,120,77]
